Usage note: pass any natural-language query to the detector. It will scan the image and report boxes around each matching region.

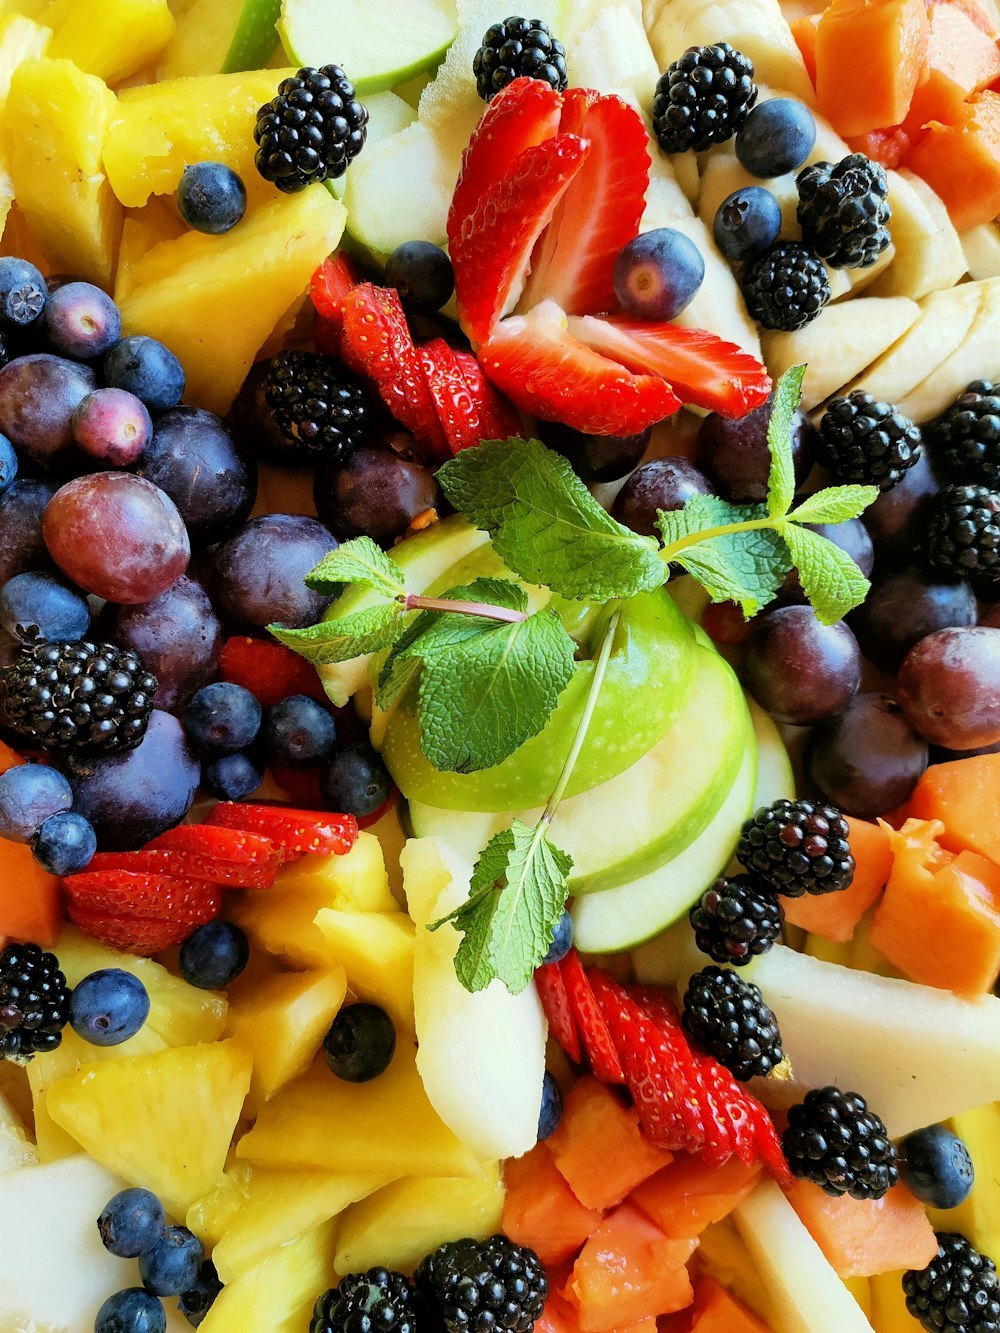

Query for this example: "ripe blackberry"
[415,1234,547,1333]
[652,42,757,154]
[0,640,156,761]
[933,381,1000,488]
[688,874,784,966]
[742,240,831,332]
[473,17,568,102]
[0,942,70,1059]
[264,350,371,463]
[816,391,921,491]
[681,965,783,1081]
[797,153,892,269]
[311,1269,419,1333]
[254,65,368,193]
[783,1086,898,1200]
[904,1234,1000,1333]
[737,798,855,898]
[926,484,1000,590]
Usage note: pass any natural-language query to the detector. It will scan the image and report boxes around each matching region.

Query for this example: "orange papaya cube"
[503,1144,605,1268]
[783,818,893,943]
[845,125,914,166]
[785,1178,938,1277]
[0,747,64,947]
[815,0,931,135]
[630,1152,762,1240]
[548,1077,673,1211]
[565,1204,696,1332]
[906,754,1000,865]
[904,2,1000,130]
[690,1277,770,1333]
[904,90,1000,228]
[537,1294,658,1333]
[791,12,822,86]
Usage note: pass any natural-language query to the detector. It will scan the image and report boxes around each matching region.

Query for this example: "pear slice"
[896,277,1000,422]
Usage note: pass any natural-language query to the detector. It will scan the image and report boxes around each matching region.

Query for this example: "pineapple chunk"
[46,1038,252,1217]
[226,965,347,1105]
[116,198,187,301]
[186,1160,254,1247]
[0,12,50,107]
[277,832,397,913]
[199,1218,338,1333]
[4,57,122,285]
[313,908,415,1033]
[334,1167,505,1275]
[237,1042,483,1179]
[0,1091,37,1172]
[47,0,174,84]
[116,186,346,416]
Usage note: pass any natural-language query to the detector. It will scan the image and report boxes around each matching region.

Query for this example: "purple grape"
[735,98,816,177]
[613,228,705,321]
[0,478,58,583]
[713,187,782,262]
[539,421,650,483]
[208,514,338,630]
[103,335,185,414]
[0,257,46,329]
[0,571,91,645]
[862,447,941,563]
[694,392,817,503]
[71,388,151,466]
[848,567,978,673]
[41,282,121,359]
[177,162,247,235]
[314,447,441,545]
[0,353,96,470]
[806,692,929,816]
[612,457,712,537]
[781,518,874,603]
[742,605,862,725]
[896,626,1000,750]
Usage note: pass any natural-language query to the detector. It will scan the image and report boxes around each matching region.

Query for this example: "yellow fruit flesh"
[47,0,174,84]
[929,1103,1000,1266]
[0,12,50,107]
[313,908,415,1034]
[277,833,398,913]
[198,1218,338,1333]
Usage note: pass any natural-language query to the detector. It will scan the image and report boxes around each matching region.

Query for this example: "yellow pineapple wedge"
[313,909,416,1033]
[334,1167,506,1275]
[47,0,174,84]
[237,1041,482,1179]
[116,186,346,415]
[199,1217,338,1333]
[225,965,347,1106]
[186,1160,255,1248]
[115,200,187,301]
[4,57,122,285]
[46,1038,252,1218]
[0,11,50,106]
[928,1103,1000,1265]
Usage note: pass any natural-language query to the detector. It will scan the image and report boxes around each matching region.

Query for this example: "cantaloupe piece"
[906,754,1000,865]
[503,1144,605,1268]
[815,0,931,136]
[783,818,893,943]
[904,90,1000,229]
[690,1277,771,1333]
[630,1153,762,1240]
[785,1179,938,1277]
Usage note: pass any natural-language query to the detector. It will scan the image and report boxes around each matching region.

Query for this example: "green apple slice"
[278,0,457,96]
[223,0,282,72]
[158,0,280,79]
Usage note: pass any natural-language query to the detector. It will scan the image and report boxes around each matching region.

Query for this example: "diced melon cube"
[47,0,174,84]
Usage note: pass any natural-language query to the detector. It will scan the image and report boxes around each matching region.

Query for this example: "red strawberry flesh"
[63,869,222,926]
[66,903,197,956]
[205,803,358,857]
[559,950,625,1084]
[534,960,581,1064]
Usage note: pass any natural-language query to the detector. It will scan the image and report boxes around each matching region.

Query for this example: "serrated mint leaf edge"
[783,522,871,625]
[304,536,406,596]
[788,484,879,525]
[766,365,806,519]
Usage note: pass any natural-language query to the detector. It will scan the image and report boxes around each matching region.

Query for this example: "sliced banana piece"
[961,222,1000,281]
[563,0,661,110]
[896,277,1000,422]
[698,151,799,235]
[868,169,967,301]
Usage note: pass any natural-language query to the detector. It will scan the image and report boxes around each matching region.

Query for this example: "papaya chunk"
[904,91,1000,229]
[906,754,1000,864]
[904,2,1000,131]
[503,1145,604,1268]
[815,0,931,136]
[783,818,893,943]
[785,1178,938,1277]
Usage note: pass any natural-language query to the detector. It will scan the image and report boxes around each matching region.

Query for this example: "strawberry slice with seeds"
[310,252,363,355]
[534,961,581,1064]
[146,825,282,888]
[85,846,280,891]
[452,350,522,441]
[418,338,521,456]
[570,314,772,419]
[217,636,329,708]
[67,903,196,956]
[521,89,650,317]
[64,870,222,926]
[559,950,625,1084]
[205,803,358,858]
[478,299,680,436]
[450,133,591,346]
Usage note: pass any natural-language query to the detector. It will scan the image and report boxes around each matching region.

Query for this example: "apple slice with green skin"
[158,0,280,79]
[223,0,282,72]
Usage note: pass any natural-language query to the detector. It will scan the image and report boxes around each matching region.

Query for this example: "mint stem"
[399,593,529,623]
[660,515,780,564]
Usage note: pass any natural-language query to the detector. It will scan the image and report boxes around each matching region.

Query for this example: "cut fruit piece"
[47,0,174,83]
[503,1144,605,1268]
[868,168,968,300]
[932,1102,1000,1266]
[782,817,893,943]
[904,90,1000,230]
[894,275,1000,420]
[313,908,415,1033]
[785,1178,937,1278]
[690,1276,771,1333]
[814,0,930,136]
[0,837,62,947]
[962,220,1000,280]
[198,1218,338,1333]
[559,0,661,110]
[157,0,281,78]
[631,1152,762,1240]
[906,753,1000,864]
[273,831,397,913]
[747,697,795,810]
[902,1,1000,130]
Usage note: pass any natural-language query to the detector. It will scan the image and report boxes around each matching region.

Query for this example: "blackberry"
[264,350,371,463]
[737,798,855,898]
[0,640,156,760]
[473,17,568,102]
[652,42,757,154]
[933,381,1000,488]
[742,240,831,332]
[254,65,368,194]
[688,874,784,966]
[415,1234,547,1333]
[783,1086,898,1200]
[0,942,70,1059]
[903,1233,1000,1333]
[816,391,921,491]
[797,153,892,269]
[311,1269,419,1333]
[926,484,1000,590]
[681,965,783,1081]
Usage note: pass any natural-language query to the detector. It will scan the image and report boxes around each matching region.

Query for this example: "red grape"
[896,626,1000,749]
[314,447,440,546]
[742,605,861,725]
[806,692,928,816]
[612,457,712,537]
[849,567,978,673]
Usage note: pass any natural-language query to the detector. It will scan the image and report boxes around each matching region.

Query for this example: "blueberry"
[735,98,817,178]
[0,256,46,328]
[319,740,392,818]
[139,1226,205,1297]
[32,810,96,874]
[541,908,573,966]
[537,1070,563,1142]
[0,763,73,842]
[72,388,152,467]
[0,433,17,495]
[612,228,705,321]
[42,281,122,359]
[70,968,150,1046]
[98,1187,166,1258]
[182,682,262,756]
[713,187,783,262]
[898,1124,975,1209]
[323,1002,396,1082]
[201,751,264,801]
[94,1287,166,1333]
[178,1259,223,1327]
[264,694,337,768]
[177,162,247,235]
[0,570,91,644]
[103,335,185,414]
[179,920,249,989]
[384,240,455,314]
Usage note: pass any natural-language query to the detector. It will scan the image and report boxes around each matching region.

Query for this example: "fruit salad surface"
[0,1,1000,1332]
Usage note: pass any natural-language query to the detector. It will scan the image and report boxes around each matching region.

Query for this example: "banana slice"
[896,277,1000,422]
[961,222,1000,281]
[869,169,967,301]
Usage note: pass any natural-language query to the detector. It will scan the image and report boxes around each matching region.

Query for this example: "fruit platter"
[1,0,1000,1329]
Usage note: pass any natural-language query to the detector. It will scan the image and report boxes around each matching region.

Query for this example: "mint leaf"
[269,602,405,664]
[437,437,665,600]
[783,523,871,624]
[304,537,405,597]
[766,365,806,518]
[789,484,879,525]
[656,494,761,549]
[673,526,791,617]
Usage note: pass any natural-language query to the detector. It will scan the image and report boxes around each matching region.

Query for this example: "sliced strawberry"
[534,961,581,1064]
[67,902,195,956]
[146,825,282,888]
[337,282,449,455]
[85,848,279,892]
[559,950,625,1084]
[217,636,329,708]
[521,89,650,317]
[205,803,358,857]
[449,77,564,234]
[452,350,522,440]
[418,338,521,456]
[478,299,680,436]
[64,869,222,926]
[310,252,363,355]
[570,314,772,419]
[450,134,591,347]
